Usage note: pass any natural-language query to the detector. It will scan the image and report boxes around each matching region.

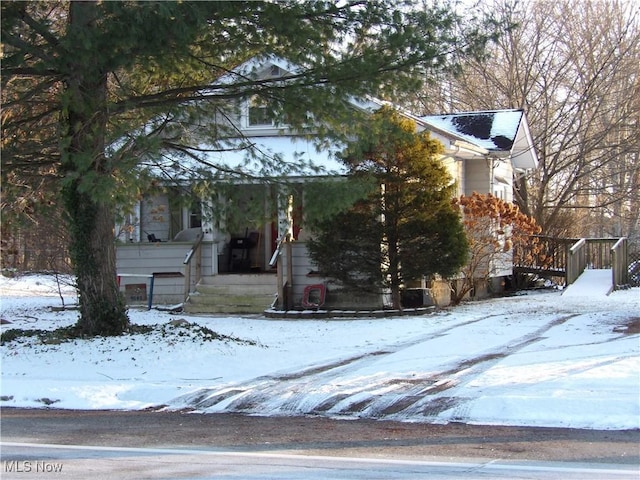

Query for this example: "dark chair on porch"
[228,230,260,272]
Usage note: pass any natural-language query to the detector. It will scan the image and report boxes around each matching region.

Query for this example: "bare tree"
[410,0,640,246]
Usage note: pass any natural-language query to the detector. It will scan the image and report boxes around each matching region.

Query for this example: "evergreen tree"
[307,107,469,309]
[2,1,494,335]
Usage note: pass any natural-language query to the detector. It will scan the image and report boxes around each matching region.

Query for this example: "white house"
[115,56,538,312]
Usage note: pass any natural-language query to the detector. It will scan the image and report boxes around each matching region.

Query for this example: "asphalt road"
[3,442,638,479]
[1,409,638,479]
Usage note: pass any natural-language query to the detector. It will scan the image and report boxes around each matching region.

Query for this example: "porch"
[115,234,323,313]
[115,235,386,313]
[116,232,634,313]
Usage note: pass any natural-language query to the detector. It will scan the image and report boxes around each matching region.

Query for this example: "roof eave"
[511,112,539,170]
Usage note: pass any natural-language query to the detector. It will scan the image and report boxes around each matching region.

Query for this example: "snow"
[1,274,639,431]
[151,135,347,180]
[562,268,613,297]
[421,110,524,152]
[197,136,347,176]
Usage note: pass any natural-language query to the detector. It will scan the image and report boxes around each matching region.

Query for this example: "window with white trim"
[247,96,275,127]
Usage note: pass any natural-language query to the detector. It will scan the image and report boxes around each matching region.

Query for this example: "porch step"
[184,274,277,314]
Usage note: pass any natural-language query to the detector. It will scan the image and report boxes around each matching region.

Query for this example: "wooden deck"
[514,236,629,290]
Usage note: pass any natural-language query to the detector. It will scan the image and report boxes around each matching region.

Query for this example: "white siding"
[492,158,514,202]
[116,241,215,304]
[279,241,324,307]
[440,155,463,196]
[464,159,490,196]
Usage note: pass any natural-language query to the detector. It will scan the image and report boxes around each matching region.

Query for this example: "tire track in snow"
[171,313,578,419]
[172,314,498,412]
[316,313,579,419]
[369,314,580,421]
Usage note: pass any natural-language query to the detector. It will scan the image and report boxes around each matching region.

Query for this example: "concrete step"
[185,301,273,314]
[188,290,274,306]
[183,274,277,314]
[198,274,277,286]
[195,283,276,296]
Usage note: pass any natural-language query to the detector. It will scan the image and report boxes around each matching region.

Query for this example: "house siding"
[464,158,490,196]
[491,158,514,202]
[116,241,215,304]
[279,241,320,306]
[280,241,385,310]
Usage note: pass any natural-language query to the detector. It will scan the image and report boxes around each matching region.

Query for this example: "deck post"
[611,237,628,289]
[566,238,587,285]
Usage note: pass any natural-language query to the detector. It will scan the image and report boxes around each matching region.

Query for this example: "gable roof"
[133,56,538,178]
[420,110,538,170]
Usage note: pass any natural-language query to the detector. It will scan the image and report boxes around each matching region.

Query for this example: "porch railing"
[269,234,293,310]
[183,232,204,302]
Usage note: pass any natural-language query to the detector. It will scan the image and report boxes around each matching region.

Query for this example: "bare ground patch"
[613,317,640,335]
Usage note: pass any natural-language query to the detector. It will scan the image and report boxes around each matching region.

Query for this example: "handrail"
[270,234,293,310]
[566,238,587,285]
[183,232,204,302]
[269,235,286,268]
[569,237,586,253]
[611,237,628,289]
[611,237,626,252]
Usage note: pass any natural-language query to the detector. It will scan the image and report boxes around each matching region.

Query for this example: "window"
[189,207,202,229]
[248,96,274,127]
[168,189,202,238]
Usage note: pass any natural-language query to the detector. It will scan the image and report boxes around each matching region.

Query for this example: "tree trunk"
[386,220,403,310]
[64,187,128,336]
[62,1,129,336]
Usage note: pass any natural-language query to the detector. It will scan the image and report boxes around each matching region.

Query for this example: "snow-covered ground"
[1,273,638,430]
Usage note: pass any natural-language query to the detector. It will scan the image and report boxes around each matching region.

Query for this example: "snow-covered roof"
[212,55,304,89]
[154,135,347,180]
[421,110,521,151]
[206,135,347,177]
[132,57,539,178]
[420,110,538,170]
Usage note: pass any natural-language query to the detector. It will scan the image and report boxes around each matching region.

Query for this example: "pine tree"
[308,107,469,309]
[2,1,496,335]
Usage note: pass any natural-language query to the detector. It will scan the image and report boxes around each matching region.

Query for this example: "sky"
[1,273,638,430]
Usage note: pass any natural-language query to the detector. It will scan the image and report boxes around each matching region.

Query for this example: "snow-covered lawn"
[1,274,638,430]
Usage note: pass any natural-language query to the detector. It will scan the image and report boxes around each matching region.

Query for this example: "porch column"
[278,192,294,240]
[133,201,141,242]
[276,191,294,310]
[201,197,216,276]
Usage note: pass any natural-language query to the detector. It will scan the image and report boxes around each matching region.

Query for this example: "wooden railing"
[269,234,293,310]
[515,235,574,276]
[581,238,619,269]
[566,238,587,285]
[183,232,204,302]
[515,236,628,289]
[611,237,629,288]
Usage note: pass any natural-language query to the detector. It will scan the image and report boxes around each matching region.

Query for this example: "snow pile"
[1,274,638,430]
